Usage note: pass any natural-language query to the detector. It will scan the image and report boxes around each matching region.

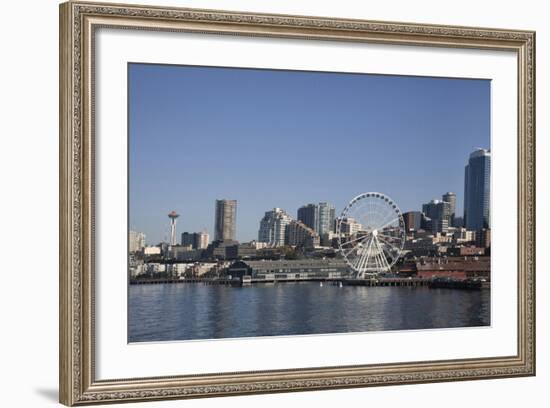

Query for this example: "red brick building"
[416,256,490,280]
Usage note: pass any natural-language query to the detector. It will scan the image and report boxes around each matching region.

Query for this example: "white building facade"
[129,231,146,253]
[258,208,293,247]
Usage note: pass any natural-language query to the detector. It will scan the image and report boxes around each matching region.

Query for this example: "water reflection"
[128,283,490,342]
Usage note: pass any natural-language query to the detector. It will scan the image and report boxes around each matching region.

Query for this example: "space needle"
[168,211,179,246]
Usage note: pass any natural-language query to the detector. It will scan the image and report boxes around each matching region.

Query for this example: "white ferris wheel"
[336,192,405,278]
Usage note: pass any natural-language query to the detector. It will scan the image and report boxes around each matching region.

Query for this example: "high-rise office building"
[318,202,336,235]
[297,204,317,231]
[442,192,457,226]
[402,211,422,233]
[297,202,335,235]
[214,199,237,241]
[196,230,209,249]
[464,148,491,231]
[422,199,451,233]
[129,231,146,253]
[181,231,210,249]
[258,208,292,247]
[285,220,320,248]
[181,232,195,248]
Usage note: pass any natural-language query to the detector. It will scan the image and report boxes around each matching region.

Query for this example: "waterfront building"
[442,192,457,226]
[258,208,292,247]
[129,262,146,278]
[191,263,219,278]
[402,211,422,233]
[145,263,166,275]
[285,219,320,248]
[186,262,232,279]
[129,230,146,253]
[422,199,451,233]
[226,259,350,280]
[464,148,491,231]
[415,256,490,280]
[214,199,237,241]
[168,263,194,277]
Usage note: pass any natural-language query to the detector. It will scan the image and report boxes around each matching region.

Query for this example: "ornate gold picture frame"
[59,1,535,405]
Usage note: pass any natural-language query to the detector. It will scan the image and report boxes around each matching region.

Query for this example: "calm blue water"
[128,282,490,342]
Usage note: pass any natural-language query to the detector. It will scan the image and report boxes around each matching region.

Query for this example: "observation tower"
[168,211,179,246]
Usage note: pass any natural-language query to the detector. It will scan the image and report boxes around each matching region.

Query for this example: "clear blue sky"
[129,63,490,244]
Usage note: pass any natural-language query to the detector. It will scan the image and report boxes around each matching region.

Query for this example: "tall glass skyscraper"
[464,148,491,231]
[317,202,335,235]
[297,202,335,235]
[297,204,318,232]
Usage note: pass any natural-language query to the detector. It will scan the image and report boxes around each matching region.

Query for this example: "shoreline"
[129,277,490,290]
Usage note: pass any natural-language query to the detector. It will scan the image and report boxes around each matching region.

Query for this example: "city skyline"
[129,63,490,244]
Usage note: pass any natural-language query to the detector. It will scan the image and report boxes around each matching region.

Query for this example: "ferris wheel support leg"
[357,237,373,279]
[352,247,366,279]
[374,236,391,273]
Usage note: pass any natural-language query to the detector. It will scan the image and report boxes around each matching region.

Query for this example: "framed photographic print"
[59,1,536,405]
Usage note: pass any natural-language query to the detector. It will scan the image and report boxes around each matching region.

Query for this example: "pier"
[130,276,488,290]
[342,277,431,287]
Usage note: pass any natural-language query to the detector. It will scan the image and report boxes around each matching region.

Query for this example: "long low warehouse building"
[226,259,351,280]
